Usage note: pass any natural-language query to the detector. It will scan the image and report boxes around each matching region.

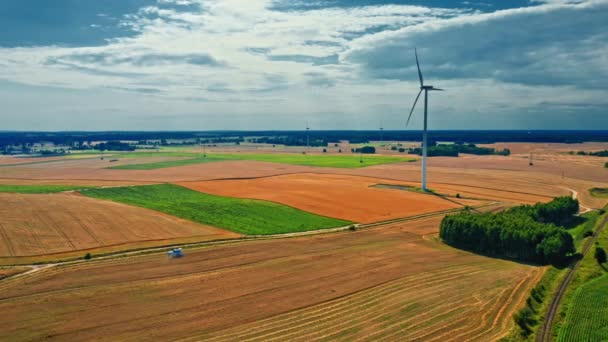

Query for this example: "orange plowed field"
[177,173,485,223]
[0,217,540,341]
[0,193,239,263]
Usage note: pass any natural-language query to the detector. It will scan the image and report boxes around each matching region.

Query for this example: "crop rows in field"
[195,264,539,342]
[557,275,608,341]
[0,192,238,259]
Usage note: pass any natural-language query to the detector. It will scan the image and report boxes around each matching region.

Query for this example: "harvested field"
[478,142,608,155]
[0,178,154,187]
[0,156,69,166]
[0,218,540,341]
[0,156,603,210]
[0,267,28,280]
[177,173,486,223]
[0,184,97,194]
[0,193,239,262]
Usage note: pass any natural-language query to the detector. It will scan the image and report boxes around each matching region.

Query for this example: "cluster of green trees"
[408,143,510,157]
[508,196,579,226]
[440,197,578,265]
[569,150,608,157]
[95,141,136,151]
[351,146,376,154]
[250,136,328,147]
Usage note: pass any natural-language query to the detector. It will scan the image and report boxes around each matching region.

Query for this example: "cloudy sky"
[1,0,607,130]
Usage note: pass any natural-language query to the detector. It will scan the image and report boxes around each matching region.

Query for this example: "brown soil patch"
[0,193,239,260]
[177,173,485,223]
[0,220,539,341]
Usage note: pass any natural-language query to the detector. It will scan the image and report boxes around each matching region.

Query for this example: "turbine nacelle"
[421,85,444,91]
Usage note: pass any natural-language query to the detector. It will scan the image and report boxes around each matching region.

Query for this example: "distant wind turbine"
[406,48,444,192]
[306,122,310,152]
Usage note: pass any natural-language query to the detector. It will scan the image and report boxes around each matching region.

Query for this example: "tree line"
[569,150,608,157]
[408,143,511,157]
[440,197,578,265]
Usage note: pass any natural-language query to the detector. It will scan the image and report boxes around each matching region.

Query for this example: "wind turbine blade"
[407,89,423,127]
[431,87,445,91]
[415,48,424,87]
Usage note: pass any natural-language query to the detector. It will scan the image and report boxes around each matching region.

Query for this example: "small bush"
[398,148,406,153]
[84,253,92,260]
[322,148,327,153]
[455,193,461,198]
[595,246,607,264]
[514,306,536,336]
[349,225,357,231]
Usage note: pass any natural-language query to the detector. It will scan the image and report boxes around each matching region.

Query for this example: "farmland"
[556,275,608,342]
[0,216,540,342]
[110,152,414,169]
[0,139,606,341]
[82,184,352,235]
[0,184,96,193]
[548,209,608,341]
[590,187,608,198]
[0,192,239,264]
[177,173,486,223]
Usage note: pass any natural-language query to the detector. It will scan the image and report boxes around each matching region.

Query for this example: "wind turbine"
[306,122,310,152]
[406,48,444,192]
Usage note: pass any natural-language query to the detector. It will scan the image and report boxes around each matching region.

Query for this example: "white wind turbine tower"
[406,48,444,192]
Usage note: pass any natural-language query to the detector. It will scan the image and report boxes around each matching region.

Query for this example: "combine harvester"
[167,248,184,258]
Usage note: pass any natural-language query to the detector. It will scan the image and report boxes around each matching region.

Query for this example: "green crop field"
[590,187,608,198]
[108,152,415,170]
[81,184,351,235]
[552,207,608,339]
[0,184,96,194]
[557,275,608,342]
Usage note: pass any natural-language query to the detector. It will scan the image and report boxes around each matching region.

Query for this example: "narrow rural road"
[560,187,593,214]
[537,214,608,342]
